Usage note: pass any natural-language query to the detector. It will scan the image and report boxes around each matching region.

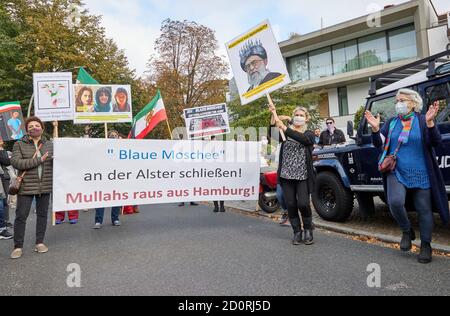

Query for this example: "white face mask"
[396,102,409,116]
[293,116,306,127]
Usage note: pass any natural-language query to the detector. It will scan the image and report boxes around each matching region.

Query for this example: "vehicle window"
[425,82,450,124]
[371,97,397,123]
[364,96,396,134]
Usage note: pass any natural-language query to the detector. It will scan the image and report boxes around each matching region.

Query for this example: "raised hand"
[364,111,381,132]
[426,101,439,125]
[41,152,50,162]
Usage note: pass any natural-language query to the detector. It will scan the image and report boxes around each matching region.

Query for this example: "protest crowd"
[0,15,448,269]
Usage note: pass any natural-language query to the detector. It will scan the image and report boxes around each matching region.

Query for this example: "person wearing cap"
[240,39,282,92]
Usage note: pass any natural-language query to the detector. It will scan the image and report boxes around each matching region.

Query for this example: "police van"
[312,50,450,222]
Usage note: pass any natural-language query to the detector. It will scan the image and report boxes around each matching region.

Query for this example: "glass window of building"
[309,47,333,80]
[388,25,417,62]
[332,40,359,75]
[288,54,309,82]
[338,86,349,116]
[358,32,388,68]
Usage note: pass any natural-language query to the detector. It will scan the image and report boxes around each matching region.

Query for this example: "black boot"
[213,202,219,213]
[302,217,314,245]
[290,218,303,245]
[219,202,226,213]
[418,242,433,264]
[400,228,416,252]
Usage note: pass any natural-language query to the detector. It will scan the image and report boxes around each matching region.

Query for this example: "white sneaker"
[113,221,121,227]
[93,223,102,230]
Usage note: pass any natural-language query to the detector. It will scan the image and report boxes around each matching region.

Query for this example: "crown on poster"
[239,39,268,71]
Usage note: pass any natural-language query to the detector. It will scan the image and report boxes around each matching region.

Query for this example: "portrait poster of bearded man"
[240,40,282,92]
[226,20,291,105]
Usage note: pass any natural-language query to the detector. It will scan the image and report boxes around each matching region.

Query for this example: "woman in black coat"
[270,104,316,246]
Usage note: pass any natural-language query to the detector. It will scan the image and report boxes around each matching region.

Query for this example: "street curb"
[209,203,450,255]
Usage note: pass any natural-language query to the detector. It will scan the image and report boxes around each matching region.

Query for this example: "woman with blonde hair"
[270,105,316,245]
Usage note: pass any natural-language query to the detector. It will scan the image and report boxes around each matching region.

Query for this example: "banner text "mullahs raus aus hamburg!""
[53,139,260,212]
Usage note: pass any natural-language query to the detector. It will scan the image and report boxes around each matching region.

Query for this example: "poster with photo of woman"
[73,84,132,124]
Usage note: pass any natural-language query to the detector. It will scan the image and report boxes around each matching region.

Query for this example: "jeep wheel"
[312,171,354,222]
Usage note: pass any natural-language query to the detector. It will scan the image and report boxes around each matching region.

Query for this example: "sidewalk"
[207,199,450,256]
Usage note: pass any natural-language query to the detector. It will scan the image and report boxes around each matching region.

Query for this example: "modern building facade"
[279,0,450,129]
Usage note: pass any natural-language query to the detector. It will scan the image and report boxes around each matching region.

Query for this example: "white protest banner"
[73,84,132,124]
[226,20,291,105]
[33,72,74,122]
[184,103,230,140]
[53,139,260,211]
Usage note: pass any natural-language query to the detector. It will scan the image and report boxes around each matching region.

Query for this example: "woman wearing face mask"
[269,104,316,245]
[365,89,449,264]
[94,87,112,113]
[10,117,53,260]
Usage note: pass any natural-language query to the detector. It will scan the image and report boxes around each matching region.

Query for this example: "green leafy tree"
[147,19,229,130]
[354,106,366,130]
[1,0,145,138]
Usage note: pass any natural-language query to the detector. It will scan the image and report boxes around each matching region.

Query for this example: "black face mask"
[28,128,43,138]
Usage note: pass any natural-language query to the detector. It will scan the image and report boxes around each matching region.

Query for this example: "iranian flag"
[129,90,167,139]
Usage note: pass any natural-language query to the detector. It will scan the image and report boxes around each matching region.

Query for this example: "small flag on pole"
[76,67,99,84]
[129,90,168,139]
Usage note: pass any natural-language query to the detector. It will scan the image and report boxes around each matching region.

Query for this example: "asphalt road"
[0,204,448,296]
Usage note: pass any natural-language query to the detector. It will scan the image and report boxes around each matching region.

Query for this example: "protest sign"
[226,20,291,105]
[33,72,74,122]
[73,84,132,124]
[53,139,260,211]
[0,102,26,141]
[184,103,230,140]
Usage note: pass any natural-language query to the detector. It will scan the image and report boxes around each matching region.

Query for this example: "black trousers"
[14,194,51,249]
[214,201,224,208]
[281,179,312,227]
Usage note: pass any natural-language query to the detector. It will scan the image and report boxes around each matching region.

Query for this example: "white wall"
[328,88,339,117]
[323,83,369,133]
[347,82,370,114]
[327,82,369,118]
[428,25,450,55]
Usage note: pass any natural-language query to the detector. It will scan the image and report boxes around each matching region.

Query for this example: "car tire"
[258,193,280,214]
[312,171,354,222]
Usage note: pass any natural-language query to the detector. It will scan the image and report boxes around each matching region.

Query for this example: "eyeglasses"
[395,99,412,104]
[244,58,264,72]
[326,122,334,125]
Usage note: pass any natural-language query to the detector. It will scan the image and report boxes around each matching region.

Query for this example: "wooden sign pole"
[266,93,286,142]
[104,123,108,139]
[52,120,59,226]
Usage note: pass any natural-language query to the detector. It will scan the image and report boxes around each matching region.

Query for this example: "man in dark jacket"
[319,118,346,146]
